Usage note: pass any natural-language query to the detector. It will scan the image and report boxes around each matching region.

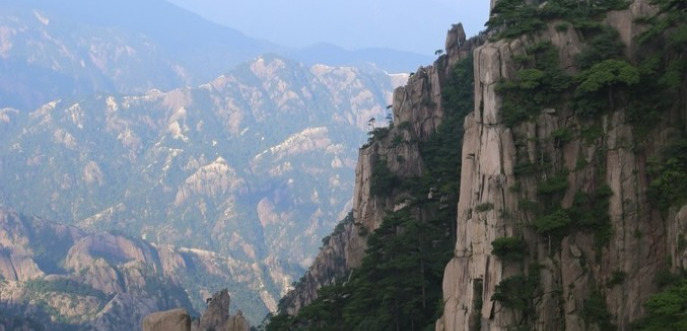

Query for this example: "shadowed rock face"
[142,309,191,331]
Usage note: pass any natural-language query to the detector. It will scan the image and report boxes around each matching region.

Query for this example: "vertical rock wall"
[438,1,686,331]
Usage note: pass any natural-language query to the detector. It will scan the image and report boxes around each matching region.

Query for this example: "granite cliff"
[267,0,687,330]
[437,0,687,330]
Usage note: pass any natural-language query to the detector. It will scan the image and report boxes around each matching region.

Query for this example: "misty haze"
[1,1,686,331]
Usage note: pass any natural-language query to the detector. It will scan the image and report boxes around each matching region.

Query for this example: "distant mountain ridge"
[287,43,433,73]
[0,0,417,328]
[0,0,429,110]
[0,207,196,331]
[0,54,404,326]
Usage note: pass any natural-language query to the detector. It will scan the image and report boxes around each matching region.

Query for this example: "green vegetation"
[25,278,106,300]
[487,0,544,39]
[582,290,616,330]
[492,275,534,310]
[391,133,404,147]
[537,173,569,197]
[370,158,400,197]
[637,0,687,212]
[367,127,390,144]
[491,237,528,263]
[491,264,541,325]
[486,0,629,40]
[321,212,354,246]
[398,121,412,131]
[551,127,573,146]
[568,184,614,250]
[574,26,625,70]
[533,209,571,237]
[490,0,636,260]
[341,209,454,330]
[577,59,640,93]
[606,270,627,288]
[648,135,687,212]
[575,59,640,114]
[496,42,572,127]
[634,279,687,331]
[475,202,494,213]
[268,207,456,331]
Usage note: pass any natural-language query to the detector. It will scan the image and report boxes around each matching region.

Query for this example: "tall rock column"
[437,2,677,331]
[437,37,520,331]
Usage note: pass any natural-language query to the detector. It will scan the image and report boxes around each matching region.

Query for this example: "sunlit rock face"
[142,309,191,331]
[436,1,684,331]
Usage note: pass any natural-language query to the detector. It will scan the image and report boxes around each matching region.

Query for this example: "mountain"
[0,53,405,325]
[0,207,199,331]
[0,0,424,327]
[264,0,687,330]
[0,0,272,109]
[0,0,430,110]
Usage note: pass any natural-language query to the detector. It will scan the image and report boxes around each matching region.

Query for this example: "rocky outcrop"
[445,24,487,69]
[436,1,682,331]
[140,290,252,331]
[142,309,191,331]
[189,290,249,331]
[196,290,232,330]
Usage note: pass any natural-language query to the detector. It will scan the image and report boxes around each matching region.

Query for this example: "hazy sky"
[165,0,490,55]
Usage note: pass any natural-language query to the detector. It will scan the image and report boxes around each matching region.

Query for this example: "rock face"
[278,26,486,315]
[142,309,191,331]
[436,1,683,331]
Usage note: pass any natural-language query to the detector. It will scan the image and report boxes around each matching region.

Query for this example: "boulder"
[142,308,191,331]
